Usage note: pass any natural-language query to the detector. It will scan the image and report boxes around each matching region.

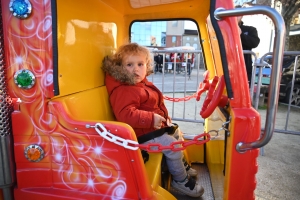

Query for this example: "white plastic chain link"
[94,123,139,150]
[92,119,229,151]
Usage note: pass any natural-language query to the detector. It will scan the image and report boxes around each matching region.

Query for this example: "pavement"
[255,104,300,200]
[256,129,300,200]
[151,69,300,200]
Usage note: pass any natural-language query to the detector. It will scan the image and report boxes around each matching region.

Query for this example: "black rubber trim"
[51,0,59,96]
[210,0,233,99]
[218,107,230,176]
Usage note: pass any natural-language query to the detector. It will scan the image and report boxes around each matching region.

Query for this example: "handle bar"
[214,6,286,152]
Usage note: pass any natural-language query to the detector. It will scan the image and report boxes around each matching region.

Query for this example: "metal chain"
[163,83,203,102]
[137,134,210,152]
[163,93,198,102]
[163,79,209,102]
[206,118,231,140]
[91,123,211,152]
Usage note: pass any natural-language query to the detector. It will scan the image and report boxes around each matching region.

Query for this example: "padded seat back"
[51,86,115,121]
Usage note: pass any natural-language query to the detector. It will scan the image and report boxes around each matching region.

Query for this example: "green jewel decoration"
[14,69,35,89]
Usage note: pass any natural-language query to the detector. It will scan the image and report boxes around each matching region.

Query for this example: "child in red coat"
[102,43,203,198]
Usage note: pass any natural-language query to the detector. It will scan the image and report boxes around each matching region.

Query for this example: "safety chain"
[137,134,210,153]
[91,123,211,152]
[206,118,231,140]
[163,77,209,102]
[93,123,139,150]
[163,93,198,102]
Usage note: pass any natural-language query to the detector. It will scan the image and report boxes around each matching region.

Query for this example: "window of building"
[172,36,176,46]
[193,43,198,50]
[172,21,178,27]
[161,32,166,46]
[172,36,176,43]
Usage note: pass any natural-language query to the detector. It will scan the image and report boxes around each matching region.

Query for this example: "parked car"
[255,55,300,106]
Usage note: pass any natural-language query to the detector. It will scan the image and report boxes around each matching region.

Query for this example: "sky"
[184,20,197,30]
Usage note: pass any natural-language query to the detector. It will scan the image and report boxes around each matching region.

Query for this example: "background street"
[150,69,300,200]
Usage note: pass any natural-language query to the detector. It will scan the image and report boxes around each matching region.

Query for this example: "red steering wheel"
[200,75,227,118]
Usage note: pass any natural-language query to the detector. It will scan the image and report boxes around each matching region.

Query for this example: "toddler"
[102,43,204,198]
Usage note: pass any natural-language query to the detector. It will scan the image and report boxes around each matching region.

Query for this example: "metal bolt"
[86,124,95,128]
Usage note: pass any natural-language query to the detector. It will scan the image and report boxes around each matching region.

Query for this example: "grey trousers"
[142,132,187,181]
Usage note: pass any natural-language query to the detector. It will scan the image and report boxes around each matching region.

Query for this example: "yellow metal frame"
[55,0,218,96]
[54,0,227,198]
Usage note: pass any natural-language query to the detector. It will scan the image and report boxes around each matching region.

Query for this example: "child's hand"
[153,114,166,129]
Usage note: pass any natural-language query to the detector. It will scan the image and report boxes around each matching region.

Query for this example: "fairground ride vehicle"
[0,0,285,200]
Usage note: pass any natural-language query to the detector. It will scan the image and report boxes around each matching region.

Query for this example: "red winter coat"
[105,74,169,137]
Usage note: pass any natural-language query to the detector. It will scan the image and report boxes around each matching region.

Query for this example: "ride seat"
[48,86,172,198]
[50,86,115,121]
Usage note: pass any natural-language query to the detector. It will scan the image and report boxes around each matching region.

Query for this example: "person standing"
[236,5,260,87]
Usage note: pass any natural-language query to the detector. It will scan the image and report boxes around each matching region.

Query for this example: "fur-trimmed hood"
[102,56,154,97]
[102,56,137,85]
[103,59,169,137]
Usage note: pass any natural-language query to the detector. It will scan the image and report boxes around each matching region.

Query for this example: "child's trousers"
[142,133,187,181]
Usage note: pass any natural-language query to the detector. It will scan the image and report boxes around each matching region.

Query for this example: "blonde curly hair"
[102,43,153,84]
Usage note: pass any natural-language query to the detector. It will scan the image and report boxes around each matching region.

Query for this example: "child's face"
[123,53,147,83]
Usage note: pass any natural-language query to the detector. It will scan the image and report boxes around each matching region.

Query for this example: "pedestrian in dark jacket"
[236,6,260,87]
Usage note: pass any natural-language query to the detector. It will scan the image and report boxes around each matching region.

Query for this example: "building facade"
[182,29,200,50]
[131,20,201,49]
[131,21,167,47]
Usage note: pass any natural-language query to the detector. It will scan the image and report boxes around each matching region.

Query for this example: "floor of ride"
[169,163,215,200]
